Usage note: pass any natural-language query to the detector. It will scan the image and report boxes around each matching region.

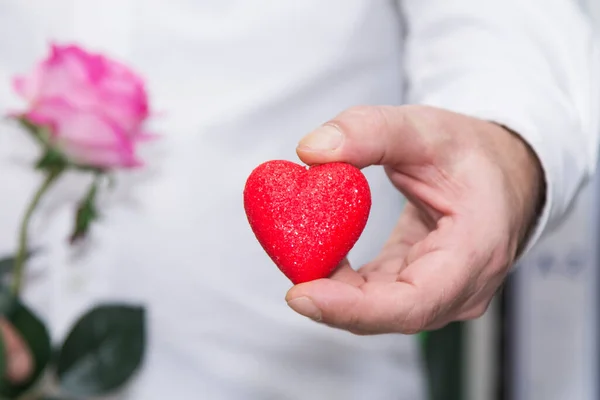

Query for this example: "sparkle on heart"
[243,160,371,284]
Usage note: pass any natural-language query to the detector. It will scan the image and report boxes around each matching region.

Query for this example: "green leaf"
[15,116,46,144]
[0,293,52,398]
[17,117,55,151]
[69,179,100,244]
[0,249,38,279]
[15,118,67,173]
[0,289,16,317]
[0,257,14,279]
[35,148,67,172]
[39,397,78,400]
[56,304,146,397]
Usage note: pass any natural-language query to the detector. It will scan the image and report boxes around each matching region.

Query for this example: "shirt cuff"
[410,70,588,260]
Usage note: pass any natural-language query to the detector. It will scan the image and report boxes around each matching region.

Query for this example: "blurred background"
[422,2,600,400]
[423,175,600,400]
[0,2,598,399]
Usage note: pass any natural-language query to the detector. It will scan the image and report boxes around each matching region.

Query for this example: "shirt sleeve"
[400,0,600,256]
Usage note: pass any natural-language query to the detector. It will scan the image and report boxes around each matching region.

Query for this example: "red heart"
[243,160,371,284]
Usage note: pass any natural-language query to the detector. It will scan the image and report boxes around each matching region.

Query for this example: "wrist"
[493,123,546,257]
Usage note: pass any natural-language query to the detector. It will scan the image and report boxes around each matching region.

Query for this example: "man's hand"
[286,105,544,335]
[0,318,33,383]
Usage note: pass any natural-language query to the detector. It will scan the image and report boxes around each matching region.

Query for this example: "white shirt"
[0,1,597,400]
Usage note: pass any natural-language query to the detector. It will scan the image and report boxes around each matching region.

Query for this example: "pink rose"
[12,43,152,169]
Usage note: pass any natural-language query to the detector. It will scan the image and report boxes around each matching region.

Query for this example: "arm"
[401,0,600,255]
[285,1,600,334]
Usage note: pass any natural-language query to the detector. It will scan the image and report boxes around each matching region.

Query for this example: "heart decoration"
[243,160,371,284]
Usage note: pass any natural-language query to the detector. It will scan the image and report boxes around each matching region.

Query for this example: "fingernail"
[297,125,344,151]
[287,297,322,321]
[8,353,29,382]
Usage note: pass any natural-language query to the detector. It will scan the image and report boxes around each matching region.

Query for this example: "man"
[0,1,598,399]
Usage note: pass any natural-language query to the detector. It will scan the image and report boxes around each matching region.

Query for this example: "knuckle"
[343,105,379,119]
[335,105,390,136]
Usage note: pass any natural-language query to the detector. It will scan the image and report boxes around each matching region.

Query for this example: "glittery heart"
[243,160,371,284]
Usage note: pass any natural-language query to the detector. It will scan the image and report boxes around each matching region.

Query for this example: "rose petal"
[43,45,150,135]
[23,98,141,169]
[12,43,152,167]
[56,112,141,169]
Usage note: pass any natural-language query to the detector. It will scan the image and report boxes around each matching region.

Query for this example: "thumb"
[296,105,430,168]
